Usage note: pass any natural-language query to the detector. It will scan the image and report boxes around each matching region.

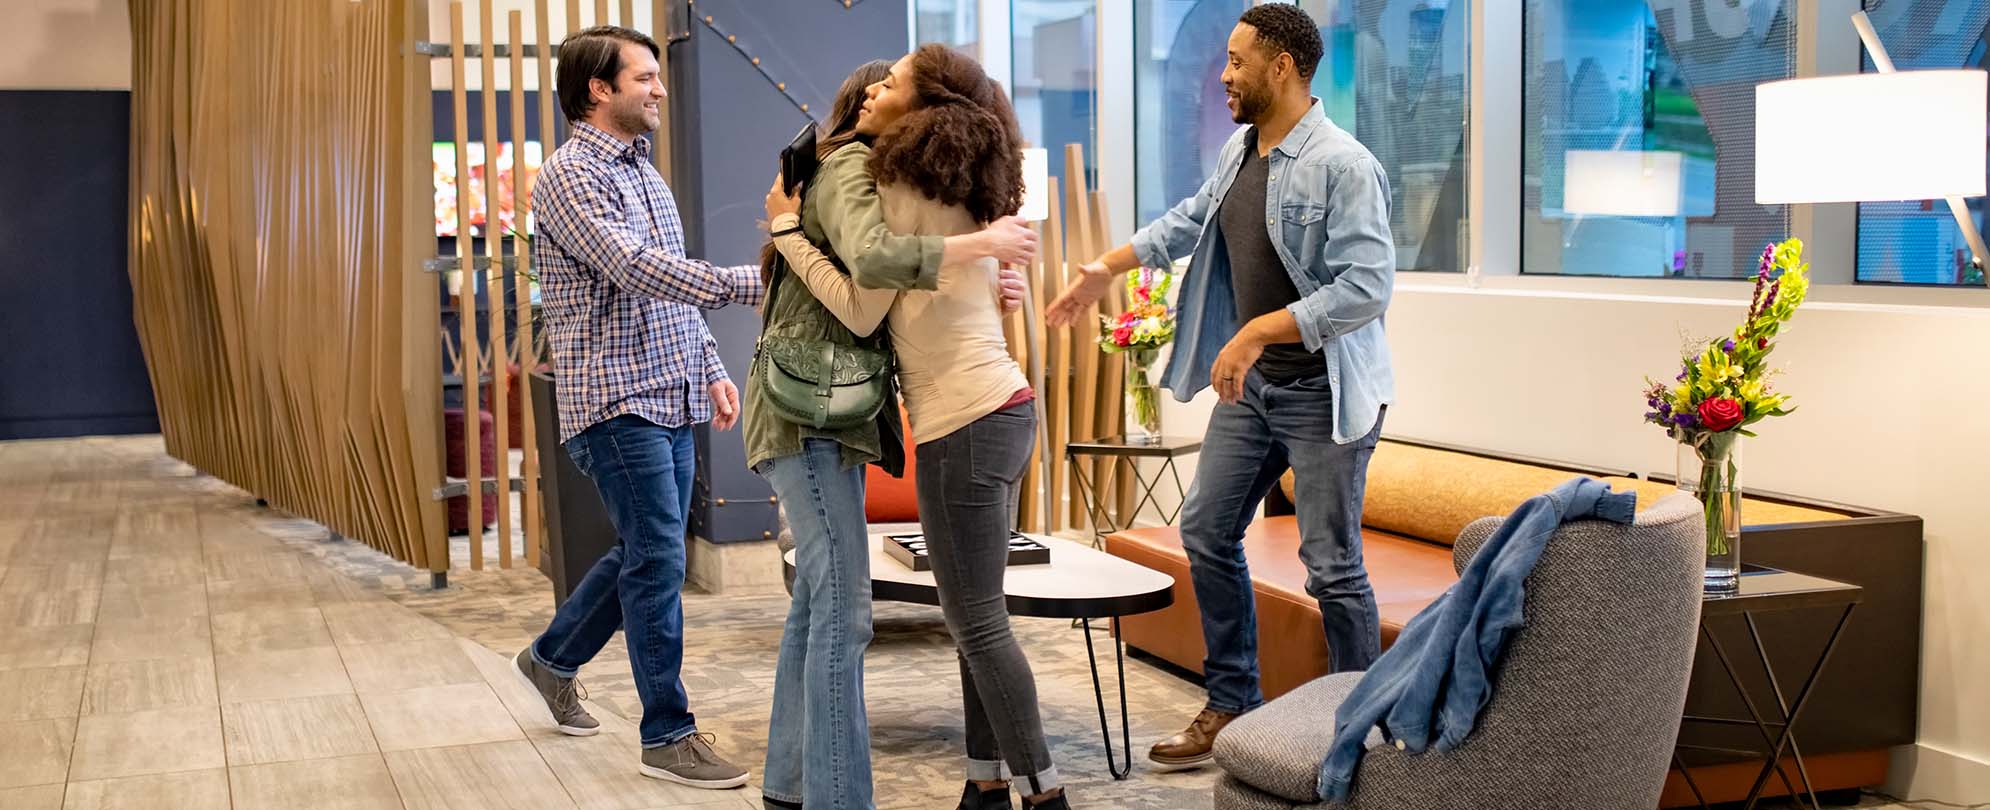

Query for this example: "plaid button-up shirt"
[533,122,764,441]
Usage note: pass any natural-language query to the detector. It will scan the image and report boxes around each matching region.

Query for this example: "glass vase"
[1128,350,1161,444]
[1678,434,1743,593]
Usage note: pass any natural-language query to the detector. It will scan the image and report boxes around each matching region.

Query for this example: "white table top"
[781,533,1176,619]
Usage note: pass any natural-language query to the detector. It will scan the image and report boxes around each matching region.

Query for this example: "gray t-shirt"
[1216,131,1327,385]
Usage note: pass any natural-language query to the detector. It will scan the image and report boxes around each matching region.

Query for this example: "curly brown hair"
[866,44,1025,225]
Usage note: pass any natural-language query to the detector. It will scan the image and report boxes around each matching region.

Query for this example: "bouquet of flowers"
[1098,267,1178,437]
[1640,238,1811,575]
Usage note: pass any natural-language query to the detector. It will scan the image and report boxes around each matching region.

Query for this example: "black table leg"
[1701,623,1803,804]
[1082,618,1134,780]
[1737,604,1857,810]
[1671,750,1710,809]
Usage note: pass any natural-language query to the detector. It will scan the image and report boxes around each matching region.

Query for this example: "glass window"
[914,0,980,53]
[1522,0,1793,278]
[1135,0,1471,272]
[1135,0,1251,226]
[1854,2,1990,286]
[1014,1,1098,192]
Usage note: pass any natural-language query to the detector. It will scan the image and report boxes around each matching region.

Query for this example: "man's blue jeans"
[1180,368,1385,715]
[531,413,698,747]
[756,439,876,810]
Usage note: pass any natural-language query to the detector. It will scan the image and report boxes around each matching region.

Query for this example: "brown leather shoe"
[1148,707,1238,771]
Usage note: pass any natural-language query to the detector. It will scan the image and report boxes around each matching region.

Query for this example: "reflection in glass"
[1014,1,1098,191]
[1854,2,1990,286]
[1135,0,1471,272]
[1523,0,1791,279]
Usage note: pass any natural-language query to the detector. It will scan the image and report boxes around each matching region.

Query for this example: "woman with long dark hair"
[768,44,1073,810]
[747,59,1037,810]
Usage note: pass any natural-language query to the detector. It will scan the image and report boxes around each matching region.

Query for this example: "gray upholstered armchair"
[1214,492,1705,810]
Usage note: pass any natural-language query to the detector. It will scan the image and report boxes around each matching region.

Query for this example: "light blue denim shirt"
[1131,99,1395,444]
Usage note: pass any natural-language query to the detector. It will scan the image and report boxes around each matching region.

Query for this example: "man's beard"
[613,99,656,135]
[1231,79,1272,125]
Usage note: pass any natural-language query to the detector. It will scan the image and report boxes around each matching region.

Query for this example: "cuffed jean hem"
[528,638,579,679]
[761,789,803,804]
[640,724,700,749]
[1207,698,1264,716]
[967,759,1060,794]
[965,758,1010,781]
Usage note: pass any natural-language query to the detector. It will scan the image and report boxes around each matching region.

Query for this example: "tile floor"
[0,436,762,810]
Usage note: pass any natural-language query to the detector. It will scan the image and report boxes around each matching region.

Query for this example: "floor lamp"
[1754,11,1987,284]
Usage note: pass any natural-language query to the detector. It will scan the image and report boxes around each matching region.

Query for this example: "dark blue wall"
[0,90,158,440]
[673,0,909,543]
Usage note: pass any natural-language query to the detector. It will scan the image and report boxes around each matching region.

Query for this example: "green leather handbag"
[754,262,893,431]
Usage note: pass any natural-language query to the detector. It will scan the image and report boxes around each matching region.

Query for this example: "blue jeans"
[1181,368,1385,715]
[531,414,698,747]
[757,439,875,810]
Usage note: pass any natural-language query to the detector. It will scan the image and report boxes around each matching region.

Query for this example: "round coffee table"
[782,533,1175,779]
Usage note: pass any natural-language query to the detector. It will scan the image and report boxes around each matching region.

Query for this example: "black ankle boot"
[958,781,1013,810]
[1022,790,1070,810]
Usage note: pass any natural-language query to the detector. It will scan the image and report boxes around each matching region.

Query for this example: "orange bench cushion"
[1108,516,1454,700]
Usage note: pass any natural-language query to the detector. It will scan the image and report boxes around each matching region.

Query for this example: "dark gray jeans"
[914,402,1059,794]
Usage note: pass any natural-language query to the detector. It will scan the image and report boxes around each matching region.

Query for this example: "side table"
[1673,567,1861,810]
[1065,435,1201,549]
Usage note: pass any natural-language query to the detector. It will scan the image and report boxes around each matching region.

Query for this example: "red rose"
[1698,397,1745,432]
[1112,325,1134,346]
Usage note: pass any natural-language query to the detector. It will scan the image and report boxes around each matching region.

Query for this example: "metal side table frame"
[1672,568,1862,810]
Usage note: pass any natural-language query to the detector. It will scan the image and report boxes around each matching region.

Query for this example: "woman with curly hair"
[766,44,1072,810]
[751,58,1038,810]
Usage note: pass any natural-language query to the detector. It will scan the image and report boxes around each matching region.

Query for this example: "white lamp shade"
[1755,69,1987,204]
[1020,148,1049,221]
[1562,150,1684,217]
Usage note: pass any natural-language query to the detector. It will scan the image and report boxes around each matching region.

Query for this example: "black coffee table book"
[883,532,1050,572]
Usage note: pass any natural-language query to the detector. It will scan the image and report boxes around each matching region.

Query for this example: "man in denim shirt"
[1048,4,1396,771]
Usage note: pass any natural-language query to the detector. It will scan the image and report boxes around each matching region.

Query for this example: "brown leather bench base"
[1107,516,1454,702]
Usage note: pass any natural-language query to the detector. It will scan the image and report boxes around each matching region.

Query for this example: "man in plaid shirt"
[510,25,760,790]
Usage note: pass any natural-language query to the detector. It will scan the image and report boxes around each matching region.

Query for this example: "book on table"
[882,532,1050,572]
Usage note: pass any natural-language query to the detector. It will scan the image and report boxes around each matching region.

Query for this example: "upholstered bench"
[1104,437,1921,807]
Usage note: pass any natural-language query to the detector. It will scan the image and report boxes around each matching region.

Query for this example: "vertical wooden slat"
[619,0,635,29]
[540,0,561,151]
[1090,190,1135,521]
[482,0,513,569]
[650,0,671,183]
[1063,144,1099,530]
[452,1,484,570]
[594,0,608,27]
[480,0,513,569]
[511,10,542,571]
[1042,177,1069,533]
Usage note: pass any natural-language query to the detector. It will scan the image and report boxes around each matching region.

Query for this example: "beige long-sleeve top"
[773,186,1027,444]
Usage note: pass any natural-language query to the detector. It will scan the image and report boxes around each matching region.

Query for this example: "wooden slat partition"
[594,0,609,27]
[128,0,446,569]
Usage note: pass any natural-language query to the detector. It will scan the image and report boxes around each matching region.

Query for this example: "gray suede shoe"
[640,732,749,789]
[513,648,600,736]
